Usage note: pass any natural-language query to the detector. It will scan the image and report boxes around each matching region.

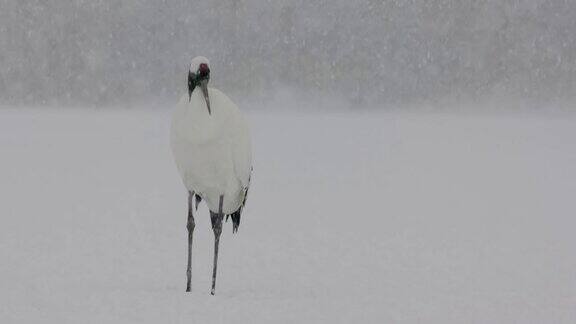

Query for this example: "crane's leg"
[186,191,196,292]
[210,195,224,295]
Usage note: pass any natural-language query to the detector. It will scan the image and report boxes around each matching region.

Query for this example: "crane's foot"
[186,191,195,292]
[209,195,224,295]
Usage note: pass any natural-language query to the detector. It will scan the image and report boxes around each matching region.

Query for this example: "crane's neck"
[188,73,200,100]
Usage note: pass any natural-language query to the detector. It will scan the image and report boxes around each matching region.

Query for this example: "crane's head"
[188,56,211,115]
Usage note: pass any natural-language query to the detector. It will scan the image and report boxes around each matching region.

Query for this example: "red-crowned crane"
[170,56,252,295]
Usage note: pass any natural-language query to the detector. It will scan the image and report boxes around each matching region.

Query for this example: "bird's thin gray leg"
[210,195,224,295]
[186,191,196,292]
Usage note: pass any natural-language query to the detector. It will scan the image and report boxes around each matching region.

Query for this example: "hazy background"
[2,0,576,108]
[2,2,576,323]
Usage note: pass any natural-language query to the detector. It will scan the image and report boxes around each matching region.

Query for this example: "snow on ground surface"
[1,107,575,323]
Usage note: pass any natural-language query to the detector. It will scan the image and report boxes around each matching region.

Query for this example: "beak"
[200,79,211,115]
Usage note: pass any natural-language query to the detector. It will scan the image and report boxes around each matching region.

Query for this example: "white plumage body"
[170,87,252,214]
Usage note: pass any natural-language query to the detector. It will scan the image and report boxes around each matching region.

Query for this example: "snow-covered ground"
[1,108,575,323]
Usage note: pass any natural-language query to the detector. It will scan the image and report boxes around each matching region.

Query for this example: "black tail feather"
[230,209,241,233]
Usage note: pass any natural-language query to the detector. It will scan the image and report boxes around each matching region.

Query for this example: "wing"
[230,105,252,195]
[241,166,252,207]
[233,129,252,208]
[227,106,252,233]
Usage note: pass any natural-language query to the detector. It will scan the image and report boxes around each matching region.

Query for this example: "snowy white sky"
[1,1,576,108]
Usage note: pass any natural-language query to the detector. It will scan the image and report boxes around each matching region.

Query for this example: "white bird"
[170,56,252,295]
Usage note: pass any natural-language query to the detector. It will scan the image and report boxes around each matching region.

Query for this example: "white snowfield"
[0,107,575,323]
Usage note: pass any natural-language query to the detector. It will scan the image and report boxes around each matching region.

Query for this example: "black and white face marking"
[188,57,211,115]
